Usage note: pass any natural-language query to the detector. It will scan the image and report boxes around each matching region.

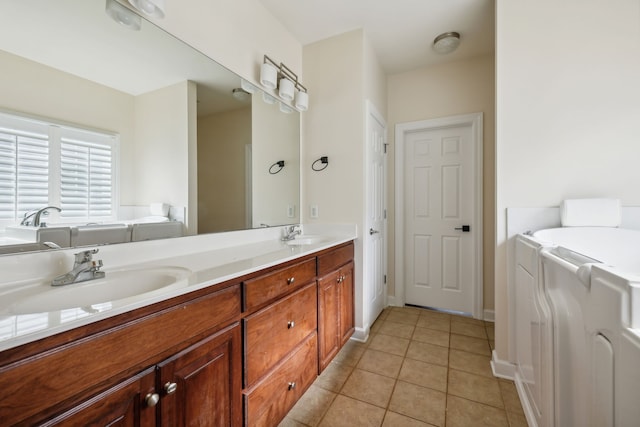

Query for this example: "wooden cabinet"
[158,323,242,427]
[43,367,157,427]
[0,240,355,427]
[317,243,355,372]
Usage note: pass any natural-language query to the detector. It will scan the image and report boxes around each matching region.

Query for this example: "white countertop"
[0,224,357,352]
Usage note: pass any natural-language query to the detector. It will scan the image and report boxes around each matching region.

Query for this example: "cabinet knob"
[288,382,296,390]
[145,392,160,407]
[164,382,178,395]
[287,321,295,329]
[287,277,295,285]
[337,276,343,283]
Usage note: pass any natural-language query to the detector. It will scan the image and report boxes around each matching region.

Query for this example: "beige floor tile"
[278,416,309,427]
[287,385,336,427]
[318,395,386,427]
[416,316,450,332]
[446,395,509,427]
[405,341,449,367]
[398,358,447,392]
[507,410,529,427]
[485,325,495,340]
[388,381,446,427]
[371,318,383,334]
[450,315,486,327]
[315,361,353,392]
[489,340,495,351]
[412,326,449,347]
[386,311,419,326]
[368,333,410,356]
[448,369,504,408]
[449,333,491,356]
[357,349,404,378]
[382,411,430,427]
[449,349,493,378]
[499,380,524,415]
[340,369,396,408]
[332,340,366,366]
[378,320,415,339]
[418,309,451,322]
[450,321,488,339]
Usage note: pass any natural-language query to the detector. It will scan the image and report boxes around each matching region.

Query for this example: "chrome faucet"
[52,249,105,286]
[20,206,61,227]
[282,225,302,241]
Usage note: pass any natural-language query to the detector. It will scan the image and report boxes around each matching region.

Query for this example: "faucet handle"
[74,249,99,264]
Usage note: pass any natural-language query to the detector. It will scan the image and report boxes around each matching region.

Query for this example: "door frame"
[394,113,483,318]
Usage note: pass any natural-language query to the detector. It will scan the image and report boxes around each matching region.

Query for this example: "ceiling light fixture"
[105,0,141,30]
[128,0,165,19]
[259,55,309,112]
[433,31,461,54]
[232,88,251,102]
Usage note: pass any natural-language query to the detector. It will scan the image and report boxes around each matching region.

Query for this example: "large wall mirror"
[0,0,301,254]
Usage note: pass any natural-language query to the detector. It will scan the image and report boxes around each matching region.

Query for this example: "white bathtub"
[516,227,640,427]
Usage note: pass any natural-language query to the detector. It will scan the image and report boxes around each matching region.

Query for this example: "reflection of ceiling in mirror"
[0,0,246,115]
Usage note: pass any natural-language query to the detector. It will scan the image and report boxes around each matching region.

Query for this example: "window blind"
[0,112,117,224]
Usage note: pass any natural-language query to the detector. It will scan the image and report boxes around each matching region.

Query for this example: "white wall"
[303,29,387,336]
[142,0,302,90]
[496,0,640,361]
[0,50,136,204]
[387,55,495,310]
[134,81,196,231]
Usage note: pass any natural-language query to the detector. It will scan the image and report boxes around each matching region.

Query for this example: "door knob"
[369,228,379,235]
[454,225,470,232]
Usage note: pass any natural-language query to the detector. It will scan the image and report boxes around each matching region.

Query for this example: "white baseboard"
[351,326,369,343]
[514,372,539,427]
[386,296,398,307]
[491,349,516,380]
[483,309,495,322]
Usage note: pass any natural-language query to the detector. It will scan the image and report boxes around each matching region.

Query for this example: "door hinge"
[384,275,387,284]
[383,143,389,154]
[384,209,387,219]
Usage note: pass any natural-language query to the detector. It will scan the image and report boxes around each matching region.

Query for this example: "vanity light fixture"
[241,79,258,94]
[128,0,165,19]
[105,0,141,30]
[260,55,309,112]
[279,102,294,114]
[433,31,461,54]
[232,88,251,102]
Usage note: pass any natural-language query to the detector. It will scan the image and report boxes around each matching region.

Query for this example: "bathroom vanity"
[0,228,355,426]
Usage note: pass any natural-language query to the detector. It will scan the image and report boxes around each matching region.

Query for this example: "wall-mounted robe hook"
[269,160,285,174]
[312,156,329,172]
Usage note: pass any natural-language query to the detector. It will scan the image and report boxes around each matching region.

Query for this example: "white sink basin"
[284,235,329,246]
[0,266,191,315]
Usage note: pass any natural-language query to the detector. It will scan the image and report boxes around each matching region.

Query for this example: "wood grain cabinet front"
[244,282,317,387]
[243,333,318,427]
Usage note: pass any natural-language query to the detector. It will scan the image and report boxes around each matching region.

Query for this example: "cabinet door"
[43,368,156,427]
[318,269,341,372]
[158,323,242,427]
[339,262,355,346]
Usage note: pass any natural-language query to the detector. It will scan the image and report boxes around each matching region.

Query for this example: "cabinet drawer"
[244,282,317,386]
[317,242,354,276]
[244,332,318,427]
[244,258,316,311]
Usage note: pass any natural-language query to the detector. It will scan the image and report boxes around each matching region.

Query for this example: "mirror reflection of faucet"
[20,206,61,227]
[51,249,105,286]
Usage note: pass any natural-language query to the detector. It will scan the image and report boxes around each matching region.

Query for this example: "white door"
[365,101,387,326]
[400,117,480,314]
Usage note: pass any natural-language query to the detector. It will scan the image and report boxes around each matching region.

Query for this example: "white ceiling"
[258,0,495,74]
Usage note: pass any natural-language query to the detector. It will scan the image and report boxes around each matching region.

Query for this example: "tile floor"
[279,306,528,427]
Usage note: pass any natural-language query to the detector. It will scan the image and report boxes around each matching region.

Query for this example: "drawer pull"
[287,277,295,285]
[164,382,178,395]
[288,382,296,390]
[145,392,160,407]
[287,321,295,329]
